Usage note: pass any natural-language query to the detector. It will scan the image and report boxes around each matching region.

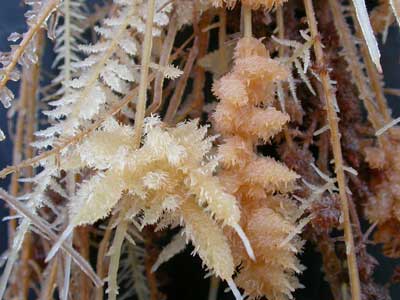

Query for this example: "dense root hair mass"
[213,37,304,300]
[0,1,399,300]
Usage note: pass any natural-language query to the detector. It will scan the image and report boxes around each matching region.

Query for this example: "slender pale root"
[280,216,312,249]
[208,276,220,300]
[61,235,73,300]
[151,230,187,272]
[242,5,252,38]
[227,278,243,300]
[0,189,102,286]
[107,220,128,300]
[0,0,61,92]
[376,116,400,136]
[0,219,30,299]
[390,0,400,27]
[45,224,74,262]
[133,0,156,147]
[351,0,382,72]
[232,223,255,261]
[303,1,361,300]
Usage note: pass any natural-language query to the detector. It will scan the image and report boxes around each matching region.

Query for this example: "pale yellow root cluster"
[41,116,257,298]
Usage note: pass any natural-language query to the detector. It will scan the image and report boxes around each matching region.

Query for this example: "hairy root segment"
[213,37,306,300]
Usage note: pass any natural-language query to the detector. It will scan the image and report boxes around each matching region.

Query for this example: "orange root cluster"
[213,37,304,300]
[364,130,400,257]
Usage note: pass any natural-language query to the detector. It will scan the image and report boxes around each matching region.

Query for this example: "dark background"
[0,1,399,300]
[0,0,27,254]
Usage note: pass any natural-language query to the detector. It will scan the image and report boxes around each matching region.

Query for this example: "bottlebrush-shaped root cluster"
[0,0,399,300]
[213,37,305,300]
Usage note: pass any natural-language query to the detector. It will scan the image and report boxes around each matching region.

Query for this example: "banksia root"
[213,37,305,300]
[1,1,399,299]
[44,116,251,299]
[364,129,400,258]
